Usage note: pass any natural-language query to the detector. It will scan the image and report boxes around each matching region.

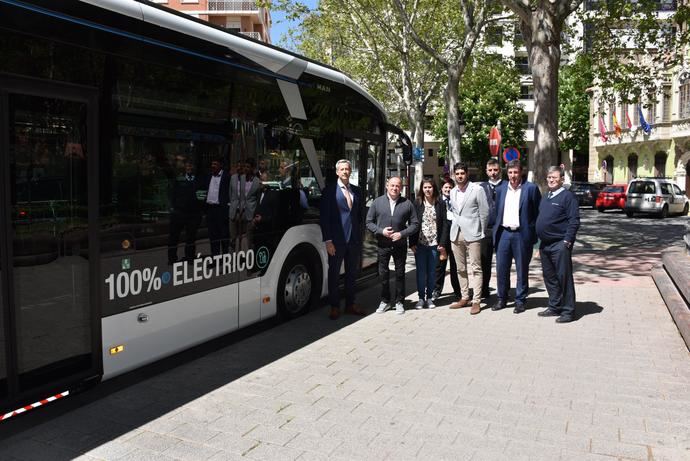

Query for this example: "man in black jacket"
[167,160,202,265]
[366,176,419,315]
[202,158,230,256]
[479,158,503,299]
[536,166,580,323]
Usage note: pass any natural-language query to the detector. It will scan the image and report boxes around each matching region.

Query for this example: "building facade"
[153,0,271,43]
[589,77,690,195]
[588,1,689,197]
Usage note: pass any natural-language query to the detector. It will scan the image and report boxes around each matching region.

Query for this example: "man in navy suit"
[319,159,365,320]
[492,159,541,313]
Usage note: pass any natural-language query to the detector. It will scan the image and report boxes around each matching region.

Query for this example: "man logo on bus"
[256,246,270,269]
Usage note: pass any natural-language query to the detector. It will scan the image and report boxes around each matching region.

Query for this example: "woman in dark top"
[433,178,461,301]
[410,179,449,309]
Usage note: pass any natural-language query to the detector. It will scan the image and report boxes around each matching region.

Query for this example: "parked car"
[625,178,689,218]
[595,184,628,212]
[569,182,607,208]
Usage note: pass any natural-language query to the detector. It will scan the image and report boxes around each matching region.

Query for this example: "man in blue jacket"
[492,159,541,313]
[319,159,365,320]
[536,166,580,323]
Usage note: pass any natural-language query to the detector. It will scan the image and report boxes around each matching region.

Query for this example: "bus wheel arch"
[277,244,322,318]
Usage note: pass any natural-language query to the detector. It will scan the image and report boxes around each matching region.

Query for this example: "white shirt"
[450,183,468,213]
[387,194,398,215]
[206,170,223,205]
[502,182,522,228]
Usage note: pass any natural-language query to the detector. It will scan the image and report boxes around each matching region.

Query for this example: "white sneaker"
[426,300,436,309]
[395,302,405,315]
[414,299,425,309]
[376,302,391,314]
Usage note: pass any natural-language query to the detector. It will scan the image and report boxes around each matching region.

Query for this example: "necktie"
[342,186,352,210]
[548,191,553,199]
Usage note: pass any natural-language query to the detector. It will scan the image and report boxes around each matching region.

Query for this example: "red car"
[596,184,628,212]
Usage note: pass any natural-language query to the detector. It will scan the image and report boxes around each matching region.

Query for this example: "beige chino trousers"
[451,231,483,303]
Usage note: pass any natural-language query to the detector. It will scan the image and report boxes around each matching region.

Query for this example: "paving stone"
[242,441,304,460]
[161,439,221,461]
[124,431,182,453]
[590,438,649,460]
[285,432,343,455]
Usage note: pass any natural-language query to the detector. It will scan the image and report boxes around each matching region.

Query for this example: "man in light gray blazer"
[448,162,489,314]
[229,158,262,250]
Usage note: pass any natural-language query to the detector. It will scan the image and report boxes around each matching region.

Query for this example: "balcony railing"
[586,0,676,11]
[240,31,261,40]
[209,0,259,11]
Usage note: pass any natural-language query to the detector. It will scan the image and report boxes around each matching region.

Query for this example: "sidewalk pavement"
[1,246,689,460]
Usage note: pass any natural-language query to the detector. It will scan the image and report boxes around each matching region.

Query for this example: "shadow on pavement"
[0,274,386,445]
[573,301,605,321]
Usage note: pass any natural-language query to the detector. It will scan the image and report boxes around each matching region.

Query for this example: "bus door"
[0,77,100,413]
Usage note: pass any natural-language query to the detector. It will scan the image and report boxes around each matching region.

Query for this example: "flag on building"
[612,111,622,138]
[638,106,651,135]
[598,115,608,142]
[625,110,632,129]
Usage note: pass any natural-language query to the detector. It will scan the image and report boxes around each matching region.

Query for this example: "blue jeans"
[415,244,439,300]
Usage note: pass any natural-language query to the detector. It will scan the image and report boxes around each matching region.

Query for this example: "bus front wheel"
[277,246,321,319]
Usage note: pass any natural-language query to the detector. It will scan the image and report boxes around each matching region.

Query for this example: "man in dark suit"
[203,158,230,256]
[168,160,202,265]
[492,159,541,313]
[252,170,280,271]
[319,159,365,320]
[479,158,503,298]
[536,166,580,323]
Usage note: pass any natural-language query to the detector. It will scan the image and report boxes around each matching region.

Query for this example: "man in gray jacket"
[448,162,489,315]
[366,176,419,315]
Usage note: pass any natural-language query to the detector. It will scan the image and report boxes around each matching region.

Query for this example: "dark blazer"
[493,180,542,246]
[365,194,419,247]
[319,182,364,245]
[201,171,230,207]
[409,199,450,247]
[479,180,502,228]
[169,174,202,214]
[254,189,280,233]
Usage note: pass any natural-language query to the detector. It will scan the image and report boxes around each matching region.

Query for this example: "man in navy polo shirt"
[536,166,580,323]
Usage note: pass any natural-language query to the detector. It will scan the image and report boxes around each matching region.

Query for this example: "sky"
[269,0,318,50]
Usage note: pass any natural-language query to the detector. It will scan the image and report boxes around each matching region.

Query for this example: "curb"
[652,262,690,351]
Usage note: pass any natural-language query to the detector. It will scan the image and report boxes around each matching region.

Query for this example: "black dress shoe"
[513,304,525,314]
[555,316,573,323]
[538,309,559,317]
[491,301,506,311]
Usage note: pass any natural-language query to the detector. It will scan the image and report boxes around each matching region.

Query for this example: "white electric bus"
[0,0,411,419]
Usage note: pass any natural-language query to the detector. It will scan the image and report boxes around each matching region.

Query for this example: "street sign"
[502,147,520,163]
[413,146,424,162]
[489,126,501,156]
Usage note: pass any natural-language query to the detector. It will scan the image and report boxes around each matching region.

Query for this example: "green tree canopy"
[558,53,593,154]
[431,54,525,167]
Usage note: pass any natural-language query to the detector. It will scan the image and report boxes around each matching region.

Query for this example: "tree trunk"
[411,111,425,198]
[445,65,462,166]
[524,13,561,190]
